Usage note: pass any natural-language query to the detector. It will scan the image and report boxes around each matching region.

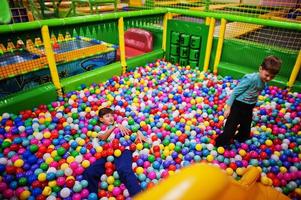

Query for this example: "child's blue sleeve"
[226,76,251,106]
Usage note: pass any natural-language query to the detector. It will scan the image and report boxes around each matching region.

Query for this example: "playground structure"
[0,0,300,200]
[0,34,116,98]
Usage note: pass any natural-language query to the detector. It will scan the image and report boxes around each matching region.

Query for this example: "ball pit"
[0,60,300,199]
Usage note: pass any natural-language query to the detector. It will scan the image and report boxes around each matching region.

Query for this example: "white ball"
[60,188,71,198]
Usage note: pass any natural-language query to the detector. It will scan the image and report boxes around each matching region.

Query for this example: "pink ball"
[70,162,78,170]
[3,189,14,198]
[49,161,59,168]
[11,155,19,162]
[72,193,82,200]
[147,171,156,180]
[0,182,7,190]
[80,189,89,198]
[30,138,39,145]
[74,167,84,175]
[143,161,151,168]
[89,157,96,163]
[18,148,26,154]
[57,177,66,186]
[15,187,25,196]
[112,187,121,196]
[219,163,227,169]
[43,139,52,147]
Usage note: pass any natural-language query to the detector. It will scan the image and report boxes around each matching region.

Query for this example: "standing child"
[215,55,282,147]
[83,107,147,197]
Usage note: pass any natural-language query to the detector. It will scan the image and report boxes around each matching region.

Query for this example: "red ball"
[66,179,75,188]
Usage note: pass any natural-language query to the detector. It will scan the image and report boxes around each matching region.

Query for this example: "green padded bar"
[0,83,57,115]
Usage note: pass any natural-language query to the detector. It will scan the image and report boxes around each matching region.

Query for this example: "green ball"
[52,186,61,193]
[162,139,169,146]
[89,118,98,126]
[54,155,61,161]
[72,113,79,119]
[18,177,27,186]
[174,145,181,152]
[113,180,121,187]
[148,155,155,163]
[128,118,135,125]
[143,142,150,149]
[164,125,171,131]
[29,144,38,153]
[57,147,66,156]
[40,162,49,171]
[71,151,79,157]
[2,141,11,148]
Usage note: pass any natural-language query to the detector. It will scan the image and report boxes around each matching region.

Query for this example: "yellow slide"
[134,163,289,200]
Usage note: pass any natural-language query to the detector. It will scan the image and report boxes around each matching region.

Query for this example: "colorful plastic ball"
[60,187,71,198]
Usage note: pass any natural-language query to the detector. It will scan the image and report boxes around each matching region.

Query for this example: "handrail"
[0,9,166,33]
[167,8,301,31]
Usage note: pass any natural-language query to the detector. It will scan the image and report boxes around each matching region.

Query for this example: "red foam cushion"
[116,46,147,60]
[124,28,153,52]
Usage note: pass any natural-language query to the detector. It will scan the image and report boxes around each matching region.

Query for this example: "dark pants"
[215,100,255,147]
[83,149,141,197]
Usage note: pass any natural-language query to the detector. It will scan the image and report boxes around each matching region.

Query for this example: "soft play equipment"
[116,28,153,59]
[134,163,290,200]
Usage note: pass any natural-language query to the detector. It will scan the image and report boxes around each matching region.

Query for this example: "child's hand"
[116,124,131,136]
[136,131,148,143]
[224,106,231,118]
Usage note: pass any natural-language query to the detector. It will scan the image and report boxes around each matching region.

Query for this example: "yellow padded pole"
[203,17,215,72]
[41,25,63,97]
[287,49,301,88]
[162,12,173,51]
[213,18,227,74]
[118,17,127,74]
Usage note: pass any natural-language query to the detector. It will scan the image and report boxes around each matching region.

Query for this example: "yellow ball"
[14,159,24,167]
[168,143,175,150]
[108,184,114,192]
[195,144,202,151]
[82,160,90,168]
[42,186,52,196]
[265,139,273,146]
[280,166,287,173]
[114,149,122,157]
[218,116,224,121]
[48,180,57,187]
[45,157,53,165]
[217,147,225,154]
[236,167,245,176]
[226,168,233,175]
[136,143,143,150]
[163,149,170,157]
[239,149,246,156]
[61,163,69,170]
[78,139,85,146]
[38,173,47,181]
[206,155,214,162]
[261,176,271,186]
[43,131,51,139]
[95,146,103,153]
[20,190,31,200]
[107,176,115,184]
[67,156,75,164]
[136,167,144,174]
[51,150,58,158]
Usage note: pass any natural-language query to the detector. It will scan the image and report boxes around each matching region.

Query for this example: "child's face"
[259,67,276,82]
[99,113,115,125]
